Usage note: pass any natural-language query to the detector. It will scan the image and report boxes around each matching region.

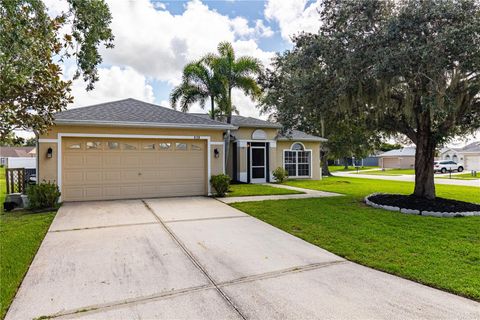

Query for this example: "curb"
[364,193,480,217]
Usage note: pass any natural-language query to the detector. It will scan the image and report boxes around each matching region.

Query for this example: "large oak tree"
[265,0,480,199]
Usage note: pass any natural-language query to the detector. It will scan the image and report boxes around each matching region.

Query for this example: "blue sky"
[44,0,323,118]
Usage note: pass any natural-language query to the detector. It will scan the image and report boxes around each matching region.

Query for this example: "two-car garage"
[61,137,207,201]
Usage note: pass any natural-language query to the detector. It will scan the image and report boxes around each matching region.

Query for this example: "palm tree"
[170,57,221,119]
[213,42,262,124]
[212,42,263,167]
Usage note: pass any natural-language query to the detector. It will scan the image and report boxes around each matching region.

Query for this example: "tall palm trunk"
[210,96,215,120]
[224,86,232,171]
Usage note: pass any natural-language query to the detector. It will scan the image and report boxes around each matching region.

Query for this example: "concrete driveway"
[6,198,479,320]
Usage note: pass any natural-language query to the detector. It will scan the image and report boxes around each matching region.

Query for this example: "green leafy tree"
[265,0,480,198]
[260,46,379,176]
[0,0,114,141]
[170,56,222,119]
[0,132,25,146]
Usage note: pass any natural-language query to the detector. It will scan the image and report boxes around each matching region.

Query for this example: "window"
[445,155,450,160]
[175,142,187,151]
[191,143,202,151]
[107,141,119,150]
[159,142,171,150]
[291,143,304,151]
[284,143,311,177]
[122,143,137,150]
[143,143,155,150]
[68,143,81,149]
[86,141,101,150]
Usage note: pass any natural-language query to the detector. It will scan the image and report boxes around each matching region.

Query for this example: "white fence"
[5,157,36,169]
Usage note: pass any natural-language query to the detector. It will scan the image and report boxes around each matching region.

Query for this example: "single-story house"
[38,98,326,202]
[461,141,480,171]
[439,147,463,163]
[0,146,36,166]
[378,147,416,169]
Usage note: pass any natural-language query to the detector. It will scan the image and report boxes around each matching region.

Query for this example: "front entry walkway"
[6,198,479,319]
[220,183,341,203]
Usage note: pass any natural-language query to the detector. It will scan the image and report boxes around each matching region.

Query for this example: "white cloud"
[265,0,322,42]
[254,20,274,38]
[102,0,274,84]
[68,66,155,108]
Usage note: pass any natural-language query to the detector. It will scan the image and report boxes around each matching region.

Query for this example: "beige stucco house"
[38,98,326,201]
[378,147,416,169]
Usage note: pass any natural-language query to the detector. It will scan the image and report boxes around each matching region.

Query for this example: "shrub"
[26,181,61,210]
[210,174,231,197]
[272,167,289,183]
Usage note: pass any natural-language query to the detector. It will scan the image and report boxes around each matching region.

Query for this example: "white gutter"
[54,119,237,130]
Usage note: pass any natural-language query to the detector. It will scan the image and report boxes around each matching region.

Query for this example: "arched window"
[452,154,458,162]
[252,129,267,140]
[284,142,311,177]
[291,142,304,151]
[445,155,450,160]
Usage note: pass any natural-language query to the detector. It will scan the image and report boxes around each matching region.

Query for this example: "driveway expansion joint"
[164,215,250,224]
[141,200,248,320]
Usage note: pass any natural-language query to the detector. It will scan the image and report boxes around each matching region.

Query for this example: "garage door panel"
[465,155,480,170]
[64,155,85,168]
[103,155,122,167]
[62,137,207,201]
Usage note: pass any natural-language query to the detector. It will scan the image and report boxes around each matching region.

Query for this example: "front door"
[250,146,266,183]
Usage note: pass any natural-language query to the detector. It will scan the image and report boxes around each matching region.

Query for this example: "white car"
[434,160,464,173]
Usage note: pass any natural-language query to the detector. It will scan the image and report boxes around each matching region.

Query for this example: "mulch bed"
[368,194,480,213]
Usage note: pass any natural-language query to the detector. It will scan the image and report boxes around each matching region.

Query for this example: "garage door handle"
[138,172,142,176]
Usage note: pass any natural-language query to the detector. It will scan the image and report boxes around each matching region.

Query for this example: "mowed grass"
[354,168,416,175]
[0,168,56,319]
[437,173,480,180]
[329,165,377,172]
[232,176,480,301]
[227,183,303,197]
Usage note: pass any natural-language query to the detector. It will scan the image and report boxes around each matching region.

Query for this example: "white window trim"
[283,143,312,178]
[56,133,213,201]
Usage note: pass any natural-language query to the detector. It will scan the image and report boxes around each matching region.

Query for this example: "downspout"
[34,130,39,185]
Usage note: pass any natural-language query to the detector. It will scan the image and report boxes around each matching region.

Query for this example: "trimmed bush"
[26,181,61,210]
[272,167,289,183]
[210,174,231,197]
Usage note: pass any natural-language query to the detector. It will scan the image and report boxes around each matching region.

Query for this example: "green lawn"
[232,176,480,301]
[227,183,303,197]
[437,173,480,180]
[0,168,56,319]
[354,168,416,175]
[329,165,377,172]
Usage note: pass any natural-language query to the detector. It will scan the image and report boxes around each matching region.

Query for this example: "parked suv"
[434,160,464,173]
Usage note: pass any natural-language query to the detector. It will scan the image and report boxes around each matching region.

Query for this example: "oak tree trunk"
[210,96,215,120]
[321,149,332,176]
[413,129,436,199]
[343,157,349,170]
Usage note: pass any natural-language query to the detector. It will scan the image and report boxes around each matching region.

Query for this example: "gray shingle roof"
[379,147,416,157]
[277,129,327,142]
[192,114,282,128]
[54,98,236,129]
[462,141,480,153]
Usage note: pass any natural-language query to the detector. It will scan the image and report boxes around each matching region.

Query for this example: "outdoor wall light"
[46,147,53,158]
[214,148,220,158]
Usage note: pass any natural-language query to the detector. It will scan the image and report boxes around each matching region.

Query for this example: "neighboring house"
[0,146,36,166]
[378,147,416,169]
[439,141,480,171]
[439,147,463,163]
[38,98,326,202]
[461,141,480,171]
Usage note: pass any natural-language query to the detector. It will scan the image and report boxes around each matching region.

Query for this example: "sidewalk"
[334,171,480,187]
[219,184,341,203]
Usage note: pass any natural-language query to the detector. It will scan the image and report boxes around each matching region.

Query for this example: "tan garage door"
[382,157,399,168]
[465,155,480,171]
[62,138,207,201]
